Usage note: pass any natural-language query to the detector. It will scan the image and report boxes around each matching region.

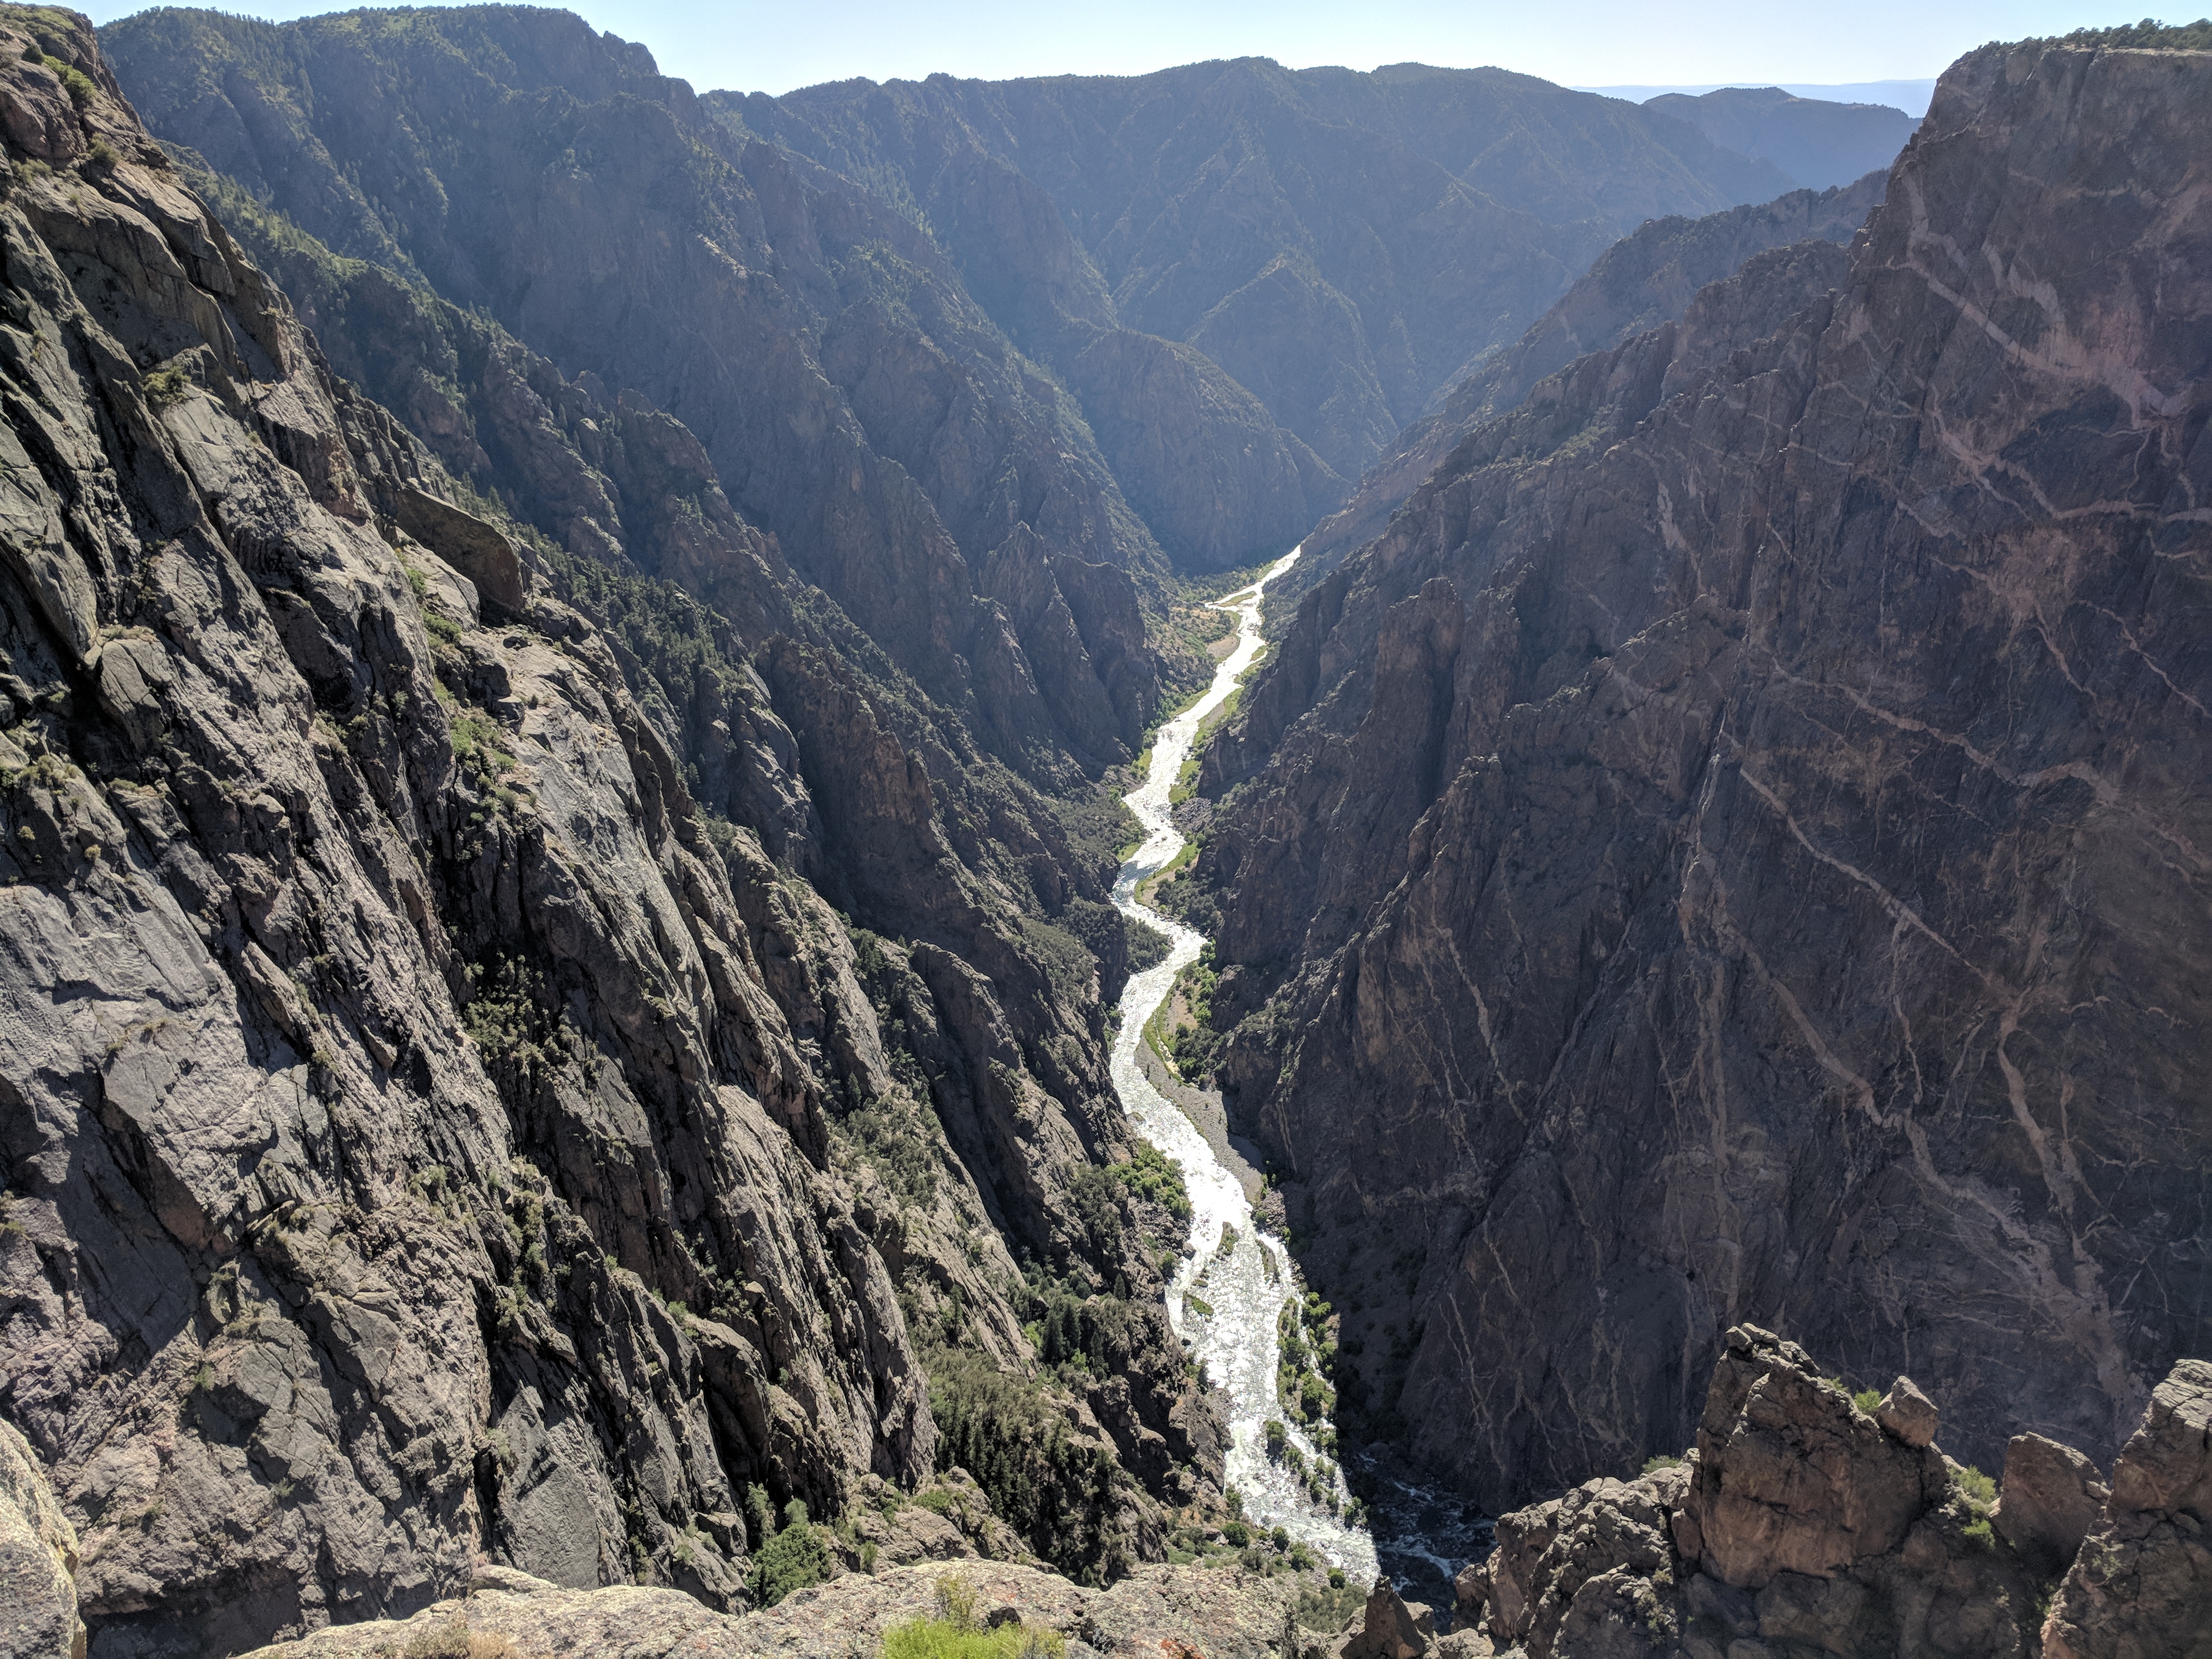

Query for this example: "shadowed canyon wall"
[1186,32,2212,1512]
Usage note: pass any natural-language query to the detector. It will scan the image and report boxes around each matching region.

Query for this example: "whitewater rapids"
[1108,547,1378,1579]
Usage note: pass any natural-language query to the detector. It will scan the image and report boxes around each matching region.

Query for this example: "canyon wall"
[1190,33,2212,1510]
[0,14,1215,1651]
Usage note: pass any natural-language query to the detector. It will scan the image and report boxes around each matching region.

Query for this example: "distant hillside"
[1646,85,1918,188]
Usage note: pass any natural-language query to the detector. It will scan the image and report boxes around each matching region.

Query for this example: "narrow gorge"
[1107,549,1376,1578]
[0,7,2205,1658]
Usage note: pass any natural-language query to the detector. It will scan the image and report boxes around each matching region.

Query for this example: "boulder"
[1991,1434,2107,1578]
[395,484,527,611]
[1876,1377,1940,1450]
[1452,1560,1488,1623]
[1480,1474,1679,1659]
[1342,1580,1433,1659]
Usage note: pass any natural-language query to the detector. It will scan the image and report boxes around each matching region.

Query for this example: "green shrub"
[881,1615,1065,1659]
[747,1516,831,1607]
[1955,1465,1997,1511]
[744,1482,776,1547]
[1641,1454,1684,1474]
[1962,1516,1996,1551]
[1125,916,1171,974]
[1064,1161,1127,1260]
[880,1575,1067,1659]
[927,1350,1122,1578]
[143,364,191,407]
[2054,17,2212,48]
[41,56,93,107]
[1113,1142,1192,1224]
[1292,1575,1362,1628]
[1853,1389,1882,1414]
[1022,915,1096,1005]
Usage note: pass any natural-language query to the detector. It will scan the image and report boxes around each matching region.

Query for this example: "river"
[1107,548,1381,1580]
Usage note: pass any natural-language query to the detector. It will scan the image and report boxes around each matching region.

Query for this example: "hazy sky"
[80,0,2175,96]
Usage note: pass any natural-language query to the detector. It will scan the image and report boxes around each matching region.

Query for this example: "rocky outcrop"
[225,1558,1321,1659]
[1462,1327,2064,1659]
[2043,1360,2212,1659]
[1189,32,2212,1507]
[1301,171,1884,571]
[1643,87,1917,191]
[1448,1329,2212,1659]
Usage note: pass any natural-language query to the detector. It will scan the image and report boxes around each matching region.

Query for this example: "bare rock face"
[1299,170,1885,572]
[1061,328,1341,573]
[1481,1472,1682,1659]
[1192,33,2212,1505]
[1681,1328,1946,1588]
[0,1420,85,1659]
[0,14,1219,1651]
[2043,1360,2212,1659]
[1460,1327,2062,1659]
[1991,1434,2107,1578]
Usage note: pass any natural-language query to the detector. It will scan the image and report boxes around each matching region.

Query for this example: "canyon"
[0,4,2203,1657]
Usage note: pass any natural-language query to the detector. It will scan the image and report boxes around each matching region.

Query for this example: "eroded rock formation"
[1446,1326,2174,1659]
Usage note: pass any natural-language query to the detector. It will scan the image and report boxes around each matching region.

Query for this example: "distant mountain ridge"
[1645,85,1918,189]
[1583,78,1938,115]
[730,58,1798,493]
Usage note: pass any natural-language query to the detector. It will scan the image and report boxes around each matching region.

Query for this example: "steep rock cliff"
[0,17,1217,1654]
[1189,34,2212,1510]
[1301,170,1886,572]
[101,5,1166,776]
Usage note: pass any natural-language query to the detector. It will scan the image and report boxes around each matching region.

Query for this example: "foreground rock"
[0,1420,84,1659]
[2043,1360,2212,1659]
[1455,1327,2212,1659]
[231,1560,1315,1659]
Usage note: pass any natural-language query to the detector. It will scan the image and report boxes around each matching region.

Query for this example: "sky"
[77,0,2183,96]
